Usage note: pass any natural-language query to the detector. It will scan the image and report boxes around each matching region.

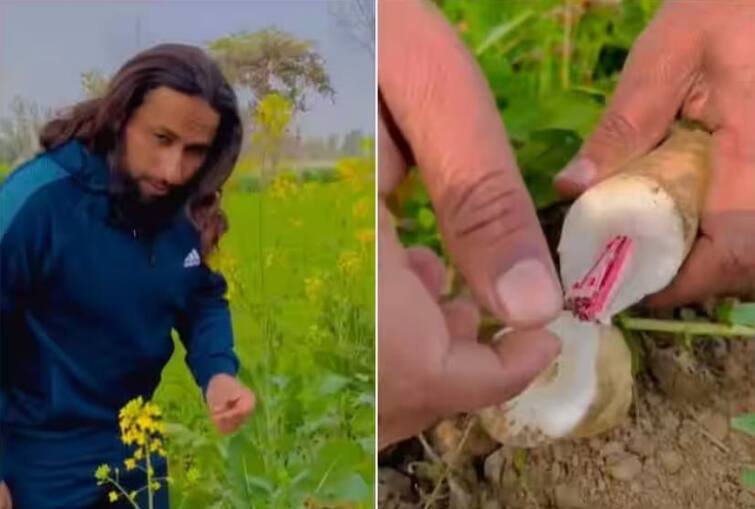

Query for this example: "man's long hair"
[39,43,242,257]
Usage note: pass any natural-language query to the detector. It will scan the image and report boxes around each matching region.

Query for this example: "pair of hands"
[0,374,254,509]
[379,0,755,449]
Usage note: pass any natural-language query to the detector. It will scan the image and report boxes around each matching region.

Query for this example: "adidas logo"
[183,248,201,268]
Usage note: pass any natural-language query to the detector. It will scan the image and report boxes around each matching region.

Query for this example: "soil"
[378,330,755,509]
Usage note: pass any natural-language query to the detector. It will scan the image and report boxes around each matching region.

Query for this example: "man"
[0,43,254,509]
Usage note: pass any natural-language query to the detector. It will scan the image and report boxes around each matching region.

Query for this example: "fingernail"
[495,259,562,326]
[555,157,597,189]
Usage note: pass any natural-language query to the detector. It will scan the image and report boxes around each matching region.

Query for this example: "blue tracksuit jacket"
[0,139,239,508]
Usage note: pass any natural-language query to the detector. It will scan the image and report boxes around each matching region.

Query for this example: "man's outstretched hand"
[206,373,255,435]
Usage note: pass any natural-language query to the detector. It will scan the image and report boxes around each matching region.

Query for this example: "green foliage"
[250,93,294,181]
[253,94,293,144]
[152,153,375,508]
[732,413,755,490]
[395,0,662,247]
[731,414,755,438]
[207,28,335,112]
[301,168,339,184]
[716,301,755,327]
[742,469,755,491]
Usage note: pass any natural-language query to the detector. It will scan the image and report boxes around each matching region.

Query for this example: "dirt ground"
[378,329,755,509]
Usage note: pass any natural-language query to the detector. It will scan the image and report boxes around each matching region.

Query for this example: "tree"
[326,133,339,157]
[340,129,363,156]
[81,69,110,99]
[328,0,375,59]
[207,28,335,114]
[0,96,52,165]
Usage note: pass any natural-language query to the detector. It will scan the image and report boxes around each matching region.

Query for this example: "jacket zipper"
[132,228,156,267]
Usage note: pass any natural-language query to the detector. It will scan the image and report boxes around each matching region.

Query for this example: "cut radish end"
[566,235,634,321]
[477,312,633,447]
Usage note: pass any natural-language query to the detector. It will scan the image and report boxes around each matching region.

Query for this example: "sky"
[0,0,375,138]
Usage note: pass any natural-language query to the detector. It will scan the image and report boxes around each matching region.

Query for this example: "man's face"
[122,86,220,201]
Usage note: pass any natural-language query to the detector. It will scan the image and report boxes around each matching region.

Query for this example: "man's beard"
[106,150,190,237]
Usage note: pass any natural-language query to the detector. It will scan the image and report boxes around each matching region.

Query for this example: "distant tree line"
[0,19,374,168]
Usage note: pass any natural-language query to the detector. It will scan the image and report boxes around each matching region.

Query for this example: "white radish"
[478,125,711,446]
[478,312,633,447]
[560,125,711,323]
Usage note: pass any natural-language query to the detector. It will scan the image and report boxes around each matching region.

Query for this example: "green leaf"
[717,301,755,327]
[621,329,645,376]
[512,448,528,474]
[321,473,370,502]
[731,413,755,437]
[476,10,534,56]
[417,207,437,230]
[742,469,755,490]
[244,475,275,496]
[318,373,350,395]
[517,128,582,209]
[306,439,371,503]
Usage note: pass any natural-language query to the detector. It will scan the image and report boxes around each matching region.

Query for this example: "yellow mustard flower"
[186,466,201,484]
[304,276,323,302]
[338,251,362,276]
[356,229,374,248]
[352,197,370,220]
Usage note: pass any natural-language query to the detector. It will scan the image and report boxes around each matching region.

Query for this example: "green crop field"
[151,162,375,508]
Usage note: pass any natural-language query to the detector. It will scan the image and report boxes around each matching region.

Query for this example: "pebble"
[600,441,626,457]
[738,490,755,508]
[627,434,656,458]
[661,412,680,431]
[484,449,505,486]
[554,483,586,509]
[700,411,729,442]
[378,468,412,504]
[551,462,564,482]
[658,449,683,474]
[608,454,643,482]
[645,391,663,407]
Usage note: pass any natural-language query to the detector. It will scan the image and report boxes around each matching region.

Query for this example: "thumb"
[380,0,562,327]
[555,5,699,197]
[434,329,561,416]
